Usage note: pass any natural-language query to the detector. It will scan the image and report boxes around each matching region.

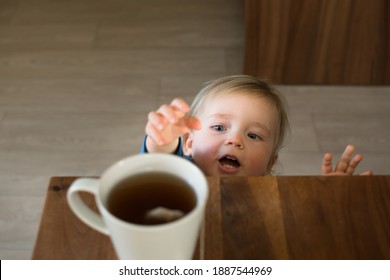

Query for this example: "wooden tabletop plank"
[218,176,284,259]
[203,177,223,260]
[277,176,390,259]
[32,176,390,260]
[32,177,117,260]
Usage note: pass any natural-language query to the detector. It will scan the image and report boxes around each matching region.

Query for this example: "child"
[141,75,372,176]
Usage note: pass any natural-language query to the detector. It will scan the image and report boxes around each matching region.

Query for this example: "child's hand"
[145,98,201,152]
[322,144,373,176]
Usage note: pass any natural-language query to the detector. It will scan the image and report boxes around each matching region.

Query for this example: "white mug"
[67,153,208,260]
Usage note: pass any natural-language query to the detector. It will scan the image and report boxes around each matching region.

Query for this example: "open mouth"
[219,155,241,169]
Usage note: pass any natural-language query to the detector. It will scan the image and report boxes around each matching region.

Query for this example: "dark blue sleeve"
[140,135,149,154]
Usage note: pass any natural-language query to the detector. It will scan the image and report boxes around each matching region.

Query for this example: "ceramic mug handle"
[67,178,109,235]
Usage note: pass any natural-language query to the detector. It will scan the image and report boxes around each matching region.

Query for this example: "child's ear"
[182,133,193,156]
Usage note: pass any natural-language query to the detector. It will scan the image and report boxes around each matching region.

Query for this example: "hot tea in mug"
[107,172,197,225]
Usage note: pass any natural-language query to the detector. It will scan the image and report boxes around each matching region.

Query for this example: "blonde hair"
[188,75,290,174]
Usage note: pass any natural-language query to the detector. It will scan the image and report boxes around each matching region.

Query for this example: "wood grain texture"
[244,0,390,85]
[32,176,390,260]
[32,177,117,260]
[278,176,390,259]
[219,176,289,259]
[204,177,223,259]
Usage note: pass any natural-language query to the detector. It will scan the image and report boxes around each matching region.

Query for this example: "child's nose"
[225,133,244,149]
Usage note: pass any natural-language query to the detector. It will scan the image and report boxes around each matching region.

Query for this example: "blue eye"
[248,133,262,140]
[211,125,226,131]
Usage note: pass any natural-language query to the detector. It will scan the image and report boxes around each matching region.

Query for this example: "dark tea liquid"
[107,172,197,225]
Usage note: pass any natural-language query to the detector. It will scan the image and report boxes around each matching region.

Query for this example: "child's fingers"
[334,144,355,172]
[169,99,191,122]
[360,170,373,176]
[151,99,191,127]
[345,153,362,175]
[158,104,180,123]
[322,145,371,176]
[145,99,197,147]
[145,122,165,145]
[170,98,190,114]
[322,153,334,175]
[184,116,202,131]
[147,111,167,130]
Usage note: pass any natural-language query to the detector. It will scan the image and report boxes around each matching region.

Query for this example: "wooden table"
[32,176,390,260]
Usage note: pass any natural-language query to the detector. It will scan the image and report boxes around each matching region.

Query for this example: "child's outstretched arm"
[321,144,373,176]
[145,98,201,154]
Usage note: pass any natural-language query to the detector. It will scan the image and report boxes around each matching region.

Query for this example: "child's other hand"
[322,144,373,176]
[145,98,201,147]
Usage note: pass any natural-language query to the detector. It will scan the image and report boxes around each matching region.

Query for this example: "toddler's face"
[184,93,278,176]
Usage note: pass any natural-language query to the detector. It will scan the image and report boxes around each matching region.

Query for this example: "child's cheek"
[246,154,269,176]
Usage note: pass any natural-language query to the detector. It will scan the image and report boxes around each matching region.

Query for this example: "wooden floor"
[0,0,389,259]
